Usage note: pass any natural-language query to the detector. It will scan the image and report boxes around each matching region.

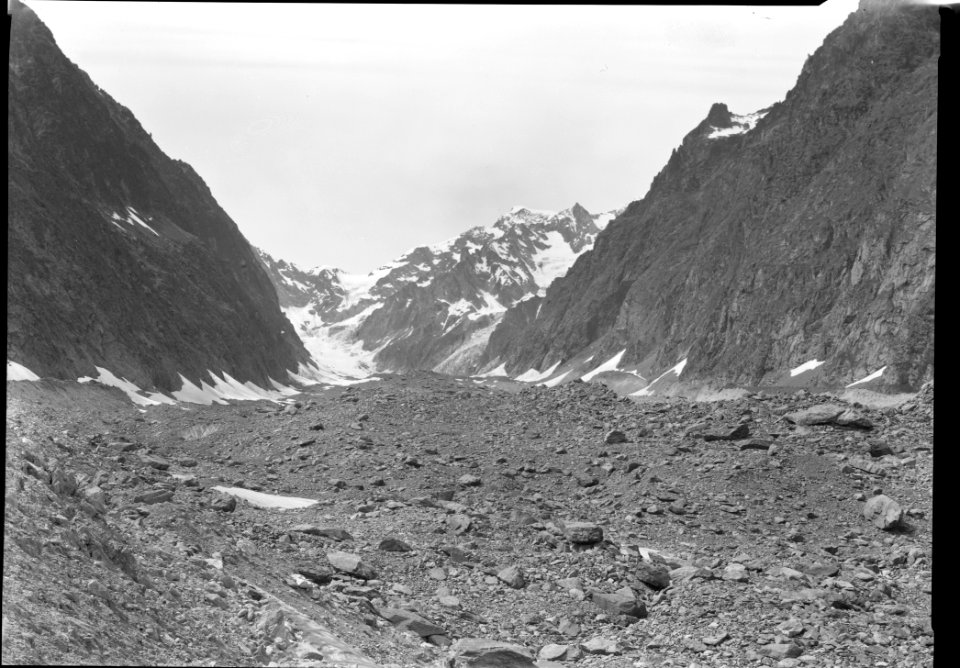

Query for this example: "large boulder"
[448,638,536,667]
[863,495,904,530]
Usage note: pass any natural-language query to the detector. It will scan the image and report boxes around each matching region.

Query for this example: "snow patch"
[7,360,41,381]
[707,108,770,139]
[631,358,688,397]
[539,369,572,388]
[581,349,627,382]
[211,487,319,510]
[790,359,825,377]
[476,362,508,378]
[514,360,561,383]
[846,366,887,388]
[77,367,176,406]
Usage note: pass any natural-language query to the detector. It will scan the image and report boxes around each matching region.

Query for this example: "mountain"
[7,0,311,392]
[257,204,619,377]
[483,0,937,392]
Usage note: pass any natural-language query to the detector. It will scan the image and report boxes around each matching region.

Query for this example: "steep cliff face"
[7,0,310,390]
[485,0,936,391]
[258,205,618,376]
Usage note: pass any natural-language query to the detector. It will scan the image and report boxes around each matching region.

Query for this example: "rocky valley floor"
[2,374,934,667]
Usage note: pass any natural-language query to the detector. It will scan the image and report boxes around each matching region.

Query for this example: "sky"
[27,0,866,273]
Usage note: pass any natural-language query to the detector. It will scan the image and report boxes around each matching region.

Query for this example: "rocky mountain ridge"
[257,204,619,378]
[483,0,937,393]
[7,0,311,393]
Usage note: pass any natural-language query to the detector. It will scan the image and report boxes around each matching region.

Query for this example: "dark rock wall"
[486,2,936,391]
[7,0,310,390]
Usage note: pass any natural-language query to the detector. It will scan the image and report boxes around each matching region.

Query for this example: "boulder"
[378,537,413,552]
[134,489,174,505]
[378,607,445,638]
[326,551,376,579]
[564,522,603,544]
[497,565,526,589]
[783,404,845,426]
[863,495,904,530]
[701,424,750,441]
[757,643,802,659]
[290,525,353,541]
[449,638,536,667]
[604,429,628,444]
[633,560,671,590]
[590,587,647,618]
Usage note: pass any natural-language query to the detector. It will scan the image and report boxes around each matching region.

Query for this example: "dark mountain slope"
[7,0,310,391]
[486,0,936,391]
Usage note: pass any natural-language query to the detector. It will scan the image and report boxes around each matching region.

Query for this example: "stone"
[574,472,598,488]
[722,563,750,582]
[138,454,171,470]
[591,588,647,618]
[564,522,603,544]
[757,643,802,660]
[868,441,894,458]
[82,486,108,513]
[326,551,376,580]
[497,565,526,589]
[458,474,482,487]
[670,566,715,581]
[50,468,78,496]
[134,489,174,505]
[448,514,472,534]
[557,619,580,637]
[212,495,236,512]
[703,632,730,646]
[783,404,845,426]
[449,638,536,667]
[835,409,873,429]
[701,424,750,441]
[538,644,569,661]
[605,429,628,444]
[777,618,805,638]
[378,607,446,638]
[290,525,353,541]
[378,537,413,552]
[581,637,620,655]
[296,567,334,586]
[634,560,671,590]
[739,438,772,451]
[557,577,583,591]
[863,495,903,530]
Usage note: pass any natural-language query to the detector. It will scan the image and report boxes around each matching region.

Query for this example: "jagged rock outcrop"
[258,205,619,375]
[7,0,310,391]
[485,0,936,391]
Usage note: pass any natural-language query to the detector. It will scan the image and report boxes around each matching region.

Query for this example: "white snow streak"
[580,349,627,382]
[211,487,319,509]
[631,358,688,397]
[77,366,176,406]
[476,362,508,378]
[514,360,561,383]
[790,359,825,377]
[7,360,40,381]
[539,369,572,388]
[846,366,887,388]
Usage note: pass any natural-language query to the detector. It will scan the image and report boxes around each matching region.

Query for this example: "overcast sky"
[28,0,864,273]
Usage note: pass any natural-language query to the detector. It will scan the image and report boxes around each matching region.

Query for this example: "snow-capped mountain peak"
[257,202,621,378]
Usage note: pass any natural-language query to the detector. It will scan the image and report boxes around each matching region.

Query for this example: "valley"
[3,375,933,667]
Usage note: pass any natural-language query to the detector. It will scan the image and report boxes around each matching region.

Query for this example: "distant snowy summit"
[257,203,622,378]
